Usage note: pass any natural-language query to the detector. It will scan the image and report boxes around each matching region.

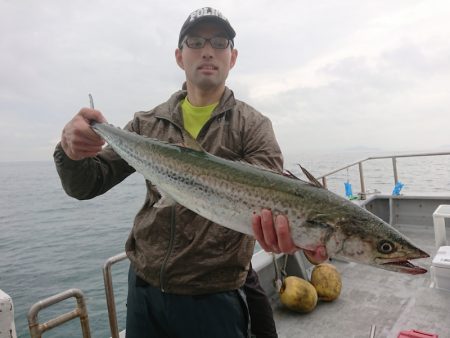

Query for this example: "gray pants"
[126,267,250,338]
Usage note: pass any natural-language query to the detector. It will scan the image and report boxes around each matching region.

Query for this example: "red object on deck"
[397,329,438,338]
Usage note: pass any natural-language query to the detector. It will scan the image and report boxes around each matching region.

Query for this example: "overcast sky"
[1,0,450,163]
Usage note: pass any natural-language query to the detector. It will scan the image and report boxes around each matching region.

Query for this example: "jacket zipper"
[152,115,182,292]
[155,109,227,291]
[159,204,176,292]
[155,108,229,142]
[196,110,228,141]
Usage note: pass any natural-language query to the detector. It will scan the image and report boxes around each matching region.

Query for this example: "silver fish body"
[91,122,429,274]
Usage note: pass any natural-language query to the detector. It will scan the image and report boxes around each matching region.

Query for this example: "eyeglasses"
[183,36,232,49]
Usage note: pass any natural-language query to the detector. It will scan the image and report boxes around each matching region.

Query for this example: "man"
[55,7,322,338]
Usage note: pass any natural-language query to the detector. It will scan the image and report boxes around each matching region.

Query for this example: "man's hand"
[251,209,328,263]
[252,209,297,254]
[61,108,107,160]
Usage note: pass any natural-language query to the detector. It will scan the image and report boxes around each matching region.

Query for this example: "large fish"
[91,122,429,274]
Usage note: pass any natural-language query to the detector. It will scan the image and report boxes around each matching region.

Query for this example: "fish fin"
[297,164,324,188]
[283,169,321,185]
[154,196,176,208]
[283,169,301,180]
[154,189,177,208]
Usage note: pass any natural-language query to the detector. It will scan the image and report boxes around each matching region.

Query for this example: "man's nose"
[201,43,214,59]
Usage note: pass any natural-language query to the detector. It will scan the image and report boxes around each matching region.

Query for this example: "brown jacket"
[54,87,283,295]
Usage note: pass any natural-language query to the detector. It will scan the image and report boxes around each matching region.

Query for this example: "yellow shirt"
[181,98,218,139]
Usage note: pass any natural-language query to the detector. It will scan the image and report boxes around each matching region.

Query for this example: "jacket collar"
[155,86,236,126]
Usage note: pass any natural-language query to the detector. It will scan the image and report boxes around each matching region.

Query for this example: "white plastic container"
[0,289,17,338]
[431,246,450,291]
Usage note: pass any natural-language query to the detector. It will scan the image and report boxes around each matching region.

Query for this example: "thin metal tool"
[272,253,282,292]
[369,325,376,338]
[272,253,290,292]
[89,93,95,109]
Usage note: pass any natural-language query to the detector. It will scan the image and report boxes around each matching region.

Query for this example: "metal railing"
[27,288,91,338]
[103,252,129,338]
[317,150,450,199]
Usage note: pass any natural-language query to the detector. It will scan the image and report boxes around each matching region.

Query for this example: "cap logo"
[189,7,228,23]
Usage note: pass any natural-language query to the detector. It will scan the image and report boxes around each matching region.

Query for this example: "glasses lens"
[185,37,205,49]
[185,36,230,49]
[210,37,229,49]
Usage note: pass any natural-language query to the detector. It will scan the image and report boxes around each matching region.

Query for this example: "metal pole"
[27,288,91,338]
[392,157,398,185]
[322,176,327,189]
[77,293,91,338]
[358,162,366,199]
[103,252,128,338]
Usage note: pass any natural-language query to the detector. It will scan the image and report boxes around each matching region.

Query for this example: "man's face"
[175,22,238,91]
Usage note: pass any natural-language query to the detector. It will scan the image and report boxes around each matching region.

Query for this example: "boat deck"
[267,222,450,338]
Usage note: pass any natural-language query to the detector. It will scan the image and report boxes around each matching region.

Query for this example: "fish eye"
[377,240,395,254]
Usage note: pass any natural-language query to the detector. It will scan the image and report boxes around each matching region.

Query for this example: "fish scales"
[91,122,429,274]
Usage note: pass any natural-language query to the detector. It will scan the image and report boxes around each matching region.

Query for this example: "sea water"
[1,152,450,337]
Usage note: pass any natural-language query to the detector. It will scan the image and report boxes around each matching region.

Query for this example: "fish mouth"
[380,259,428,275]
[375,247,430,274]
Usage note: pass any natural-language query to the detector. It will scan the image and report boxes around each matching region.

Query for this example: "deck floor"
[269,223,450,338]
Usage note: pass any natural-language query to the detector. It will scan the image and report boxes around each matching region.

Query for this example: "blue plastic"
[392,181,404,196]
[344,182,353,198]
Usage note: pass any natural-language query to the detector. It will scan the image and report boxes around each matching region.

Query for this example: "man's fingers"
[261,209,279,252]
[79,107,108,124]
[71,140,104,153]
[60,108,108,161]
[74,109,107,143]
[274,215,297,253]
[252,209,300,254]
[252,213,272,252]
[72,127,105,145]
[62,139,104,160]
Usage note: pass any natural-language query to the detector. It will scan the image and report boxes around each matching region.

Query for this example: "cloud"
[1,0,450,162]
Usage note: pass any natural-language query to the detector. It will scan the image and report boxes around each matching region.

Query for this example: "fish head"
[324,207,429,274]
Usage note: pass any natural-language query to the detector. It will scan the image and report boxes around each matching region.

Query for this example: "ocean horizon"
[1,151,450,337]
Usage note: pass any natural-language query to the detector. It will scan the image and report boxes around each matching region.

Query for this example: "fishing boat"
[1,151,449,338]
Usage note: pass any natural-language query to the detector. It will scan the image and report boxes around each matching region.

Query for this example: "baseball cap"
[178,7,236,48]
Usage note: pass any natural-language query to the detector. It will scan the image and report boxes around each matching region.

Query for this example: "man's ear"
[230,48,238,69]
[175,48,185,70]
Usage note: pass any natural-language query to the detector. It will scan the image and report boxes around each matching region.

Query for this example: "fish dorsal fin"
[180,129,205,152]
[283,168,318,185]
[283,169,301,180]
[298,164,324,188]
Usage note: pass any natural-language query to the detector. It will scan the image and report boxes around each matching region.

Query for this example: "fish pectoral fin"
[297,164,324,188]
[154,189,177,208]
[154,196,176,208]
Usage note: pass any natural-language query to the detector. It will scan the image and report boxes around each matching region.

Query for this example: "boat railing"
[317,150,450,199]
[27,288,91,338]
[103,252,129,338]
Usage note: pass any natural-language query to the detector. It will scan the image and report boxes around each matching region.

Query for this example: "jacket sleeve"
[241,110,284,173]
[53,122,136,200]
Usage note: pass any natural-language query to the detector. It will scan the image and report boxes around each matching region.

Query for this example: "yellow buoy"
[279,276,318,313]
[310,263,342,301]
